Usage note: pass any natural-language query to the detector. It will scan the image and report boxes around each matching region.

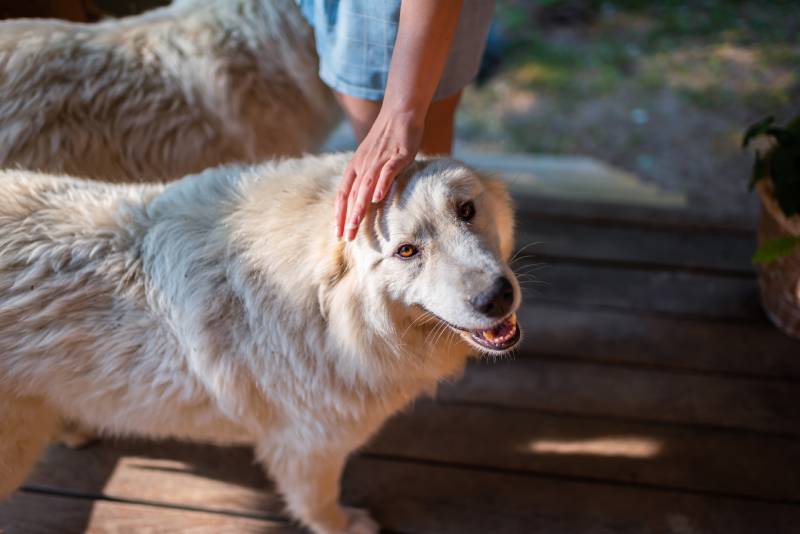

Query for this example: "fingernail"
[372,190,382,203]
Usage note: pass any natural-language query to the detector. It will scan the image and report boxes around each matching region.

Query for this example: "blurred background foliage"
[458,0,800,212]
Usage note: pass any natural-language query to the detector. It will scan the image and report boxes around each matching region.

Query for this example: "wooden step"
[371,401,800,502]
[514,215,754,274]
[345,456,800,534]
[0,490,293,534]
[517,262,761,321]
[515,302,800,380]
[16,437,800,534]
[438,358,800,435]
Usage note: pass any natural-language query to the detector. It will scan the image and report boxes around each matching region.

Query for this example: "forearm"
[381,0,464,126]
[334,0,465,240]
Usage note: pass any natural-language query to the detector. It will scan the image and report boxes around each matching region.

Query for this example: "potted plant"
[742,115,800,339]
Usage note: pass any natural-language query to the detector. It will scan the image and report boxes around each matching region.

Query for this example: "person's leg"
[334,90,462,155]
[420,90,462,155]
[334,92,381,143]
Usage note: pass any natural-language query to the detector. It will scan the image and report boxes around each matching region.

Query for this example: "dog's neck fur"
[223,156,473,401]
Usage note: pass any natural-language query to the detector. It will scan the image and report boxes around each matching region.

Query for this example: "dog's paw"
[341,507,379,534]
[58,424,98,449]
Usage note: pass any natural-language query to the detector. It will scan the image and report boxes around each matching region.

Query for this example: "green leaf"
[753,236,800,264]
[742,116,775,148]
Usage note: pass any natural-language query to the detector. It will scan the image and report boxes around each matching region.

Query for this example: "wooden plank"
[369,401,800,502]
[512,193,758,234]
[20,441,800,534]
[438,358,800,435]
[24,440,287,519]
[27,399,800,507]
[0,490,294,534]
[515,302,800,380]
[521,262,761,320]
[514,216,755,273]
[344,457,800,534]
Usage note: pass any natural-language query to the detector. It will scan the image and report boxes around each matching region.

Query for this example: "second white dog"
[0,0,339,182]
[0,153,521,533]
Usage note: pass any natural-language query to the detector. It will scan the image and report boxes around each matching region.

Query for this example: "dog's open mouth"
[421,308,522,353]
[464,313,521,352]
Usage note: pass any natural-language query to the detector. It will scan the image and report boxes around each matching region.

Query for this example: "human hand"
[335,109,423,241]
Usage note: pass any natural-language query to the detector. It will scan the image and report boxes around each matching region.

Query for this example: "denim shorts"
[296,0,495,101]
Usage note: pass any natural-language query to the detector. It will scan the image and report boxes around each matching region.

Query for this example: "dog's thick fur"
[0,154,519,533]
[0,0,338,182]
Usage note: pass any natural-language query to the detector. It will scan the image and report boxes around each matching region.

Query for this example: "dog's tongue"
[476,314,517,343]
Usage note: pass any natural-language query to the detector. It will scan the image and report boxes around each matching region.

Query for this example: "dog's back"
[0,173,158,402]
[0,170,263,443]
[0,171,254,497]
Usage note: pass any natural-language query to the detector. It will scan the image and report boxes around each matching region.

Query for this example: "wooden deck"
[2,185,800,534]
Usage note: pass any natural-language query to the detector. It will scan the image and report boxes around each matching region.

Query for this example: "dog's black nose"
[470,276,514,318]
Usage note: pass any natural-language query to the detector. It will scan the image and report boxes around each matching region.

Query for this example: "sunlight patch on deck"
[526,436,662,459]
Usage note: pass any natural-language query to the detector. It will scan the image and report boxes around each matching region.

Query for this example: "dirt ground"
[457,0,800,220]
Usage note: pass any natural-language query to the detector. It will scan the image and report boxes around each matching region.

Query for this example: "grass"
[491,0,800,100]
[457,0,800,217]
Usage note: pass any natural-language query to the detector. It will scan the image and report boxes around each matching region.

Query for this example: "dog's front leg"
[257,443,378,534]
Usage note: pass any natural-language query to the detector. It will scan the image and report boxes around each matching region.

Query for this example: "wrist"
[379,97,428,131]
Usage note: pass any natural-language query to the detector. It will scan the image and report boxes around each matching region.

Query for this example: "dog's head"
[344,158,522,355]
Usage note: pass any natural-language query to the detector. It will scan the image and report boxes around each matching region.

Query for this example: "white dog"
[0,153,521,533]
[0,0,338,182]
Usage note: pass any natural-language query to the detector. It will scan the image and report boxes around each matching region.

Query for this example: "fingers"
[335,165,357,239]
[345,154,410,240]
[345,164,380,241]
[341,154,411,241]
[372,155,406,203]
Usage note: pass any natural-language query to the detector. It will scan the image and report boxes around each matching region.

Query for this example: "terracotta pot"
[755,180,800,340]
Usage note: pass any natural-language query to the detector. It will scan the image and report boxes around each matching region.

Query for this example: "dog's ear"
[316,239,349,322]
[482,174,516,260]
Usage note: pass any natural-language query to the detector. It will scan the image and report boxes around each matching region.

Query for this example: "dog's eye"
[395,244,418,259]
[457,200,476,222]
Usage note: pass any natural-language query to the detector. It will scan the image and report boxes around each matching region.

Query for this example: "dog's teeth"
[472,315,519,349]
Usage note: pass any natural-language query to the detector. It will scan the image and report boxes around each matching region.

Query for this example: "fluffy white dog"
[0,154,521,533]
[0,0,338,182]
